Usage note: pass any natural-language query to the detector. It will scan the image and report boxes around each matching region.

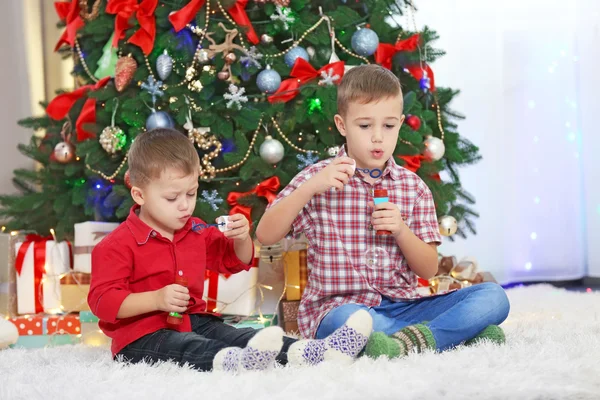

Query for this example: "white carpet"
[1,285,599,400]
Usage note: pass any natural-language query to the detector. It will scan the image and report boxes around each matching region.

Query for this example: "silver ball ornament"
[146,111,175,131]
[438,216,458,237]
[260,34,274,45]
[327,146,341,157]
[423,136,445,161]
[260,135,285,164]
[284,47,309,68]
[54,142,75,163]
[197,49,210,64]
[351,28,379,57]
[256,67,281,94]
[156,50,173,80]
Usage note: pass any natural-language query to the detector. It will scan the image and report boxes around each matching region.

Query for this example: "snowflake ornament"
[240,46,263,69]
[270,6,295,30]
[297,152,320,169]
[223,84,248,109]
[318,68,341,86]
[200,190,224,211]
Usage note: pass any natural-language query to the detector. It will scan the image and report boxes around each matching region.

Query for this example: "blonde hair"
[128,128,199,187]
[337,64,403,116]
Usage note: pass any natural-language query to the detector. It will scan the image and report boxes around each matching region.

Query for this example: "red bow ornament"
[397,154,441,181]
[46,77,111,141]
[106,0,158,55]
[227,176,280,222]
[169,0,259,44]
[268,58,346,103]
[375,34,421,70]
[54,0,85,51]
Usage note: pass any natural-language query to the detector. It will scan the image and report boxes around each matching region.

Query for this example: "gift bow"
[15,234,53,314]
[227,176,280,222]
[106,0,158,55]
[268,58,345,103]
[46,77,111,142]
[375,34,421,70]
[397,154,441,181]
[54,0,85,51]
[169,0,259,44]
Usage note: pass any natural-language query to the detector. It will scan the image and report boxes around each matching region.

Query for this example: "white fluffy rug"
[1,285,599,400]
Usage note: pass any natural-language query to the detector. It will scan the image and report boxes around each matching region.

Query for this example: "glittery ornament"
[327,146,341,157]
[99,126,126,154]
[284,46,309,67]
[197,49,210,64]
[256,66,281,94]
[115,56,137,92]
[156,50,173,80]
[351,28,379,57]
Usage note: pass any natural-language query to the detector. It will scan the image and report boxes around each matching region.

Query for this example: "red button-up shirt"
[88,205,253,356]
[269,146,442,339]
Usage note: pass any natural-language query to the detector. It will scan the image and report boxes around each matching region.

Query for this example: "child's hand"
[308,157,355,194]
[220,213,250,241]
[370,201,408,239]
[154,284,190,313]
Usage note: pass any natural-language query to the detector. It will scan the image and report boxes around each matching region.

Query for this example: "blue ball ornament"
[284,46,309,68]
[351,28,379,57]
[146,111,174,131]
[256,68,282,94]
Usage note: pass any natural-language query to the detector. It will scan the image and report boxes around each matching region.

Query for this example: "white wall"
[0,2,34,197]
[418,0,600,282]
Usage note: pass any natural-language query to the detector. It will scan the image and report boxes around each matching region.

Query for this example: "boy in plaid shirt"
[257,65,509,360]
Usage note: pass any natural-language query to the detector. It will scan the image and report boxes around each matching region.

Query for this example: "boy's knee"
[317,303,369,338]
[479,282,510,321]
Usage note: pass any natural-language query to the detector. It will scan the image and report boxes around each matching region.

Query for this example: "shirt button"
[151,231,157,237]
[368,224,373,231]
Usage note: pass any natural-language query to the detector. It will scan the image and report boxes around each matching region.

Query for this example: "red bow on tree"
[405,64,436,92]
[375,34,421,69]
[397,154,441,181]
[106,0,158,55]
[227,176,280,222]
[54,0,85,51]
[169,0,259,44]
[268,58,346,103]
[46,77,111,141]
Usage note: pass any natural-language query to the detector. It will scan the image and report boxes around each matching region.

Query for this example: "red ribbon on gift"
[405,64,436,92]
[46,77,111,141]
[106,0,158,55]
[268,58,346,103]
[375,34,421,70]
[15,235,52,314]
[54,0,85,51]
[204,270,231,313]
[226,176,280,222]
[169,0,258,44]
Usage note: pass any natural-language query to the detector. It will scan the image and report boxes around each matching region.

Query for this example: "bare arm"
[256,157,356,245]
[396,232,438,279]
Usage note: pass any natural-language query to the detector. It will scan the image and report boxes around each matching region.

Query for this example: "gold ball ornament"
[99,126,126,154]
[438,215,458,237]
[188,80,204,92]
[54,142,76,163]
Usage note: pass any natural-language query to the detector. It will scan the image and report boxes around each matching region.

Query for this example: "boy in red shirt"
[88,128,373,373]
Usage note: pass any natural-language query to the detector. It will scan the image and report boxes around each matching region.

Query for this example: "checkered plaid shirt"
[269,147,442,339]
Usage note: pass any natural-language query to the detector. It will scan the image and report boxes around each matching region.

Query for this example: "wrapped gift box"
[60,272,91,312]
[223,314,277,330]
[15,236,71,314]
[203,265,258,316]
[74,222,119,273]
[0,233,18,317]
[8,314,81,348]
[279,300,300,334]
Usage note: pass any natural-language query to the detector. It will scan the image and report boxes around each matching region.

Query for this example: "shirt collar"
[125,204,193,245]
[337,145,401,181]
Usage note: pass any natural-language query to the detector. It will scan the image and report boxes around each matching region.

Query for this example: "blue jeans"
[117,314,296,371]
[315,282,510,351]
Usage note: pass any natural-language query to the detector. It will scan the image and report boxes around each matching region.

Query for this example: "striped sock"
[364,324,436,359]
[464,325,505,346]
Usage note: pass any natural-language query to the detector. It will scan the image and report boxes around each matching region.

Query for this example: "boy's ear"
[334,114,347,137]
[131,186,145,206]
[399,114,406,126]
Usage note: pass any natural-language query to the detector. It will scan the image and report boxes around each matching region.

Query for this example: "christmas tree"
[0,0,480,240]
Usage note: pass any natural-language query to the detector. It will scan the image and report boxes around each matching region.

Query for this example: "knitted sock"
[364,323,436,360]
[213,326,284,373]
[287,309,373,366]
[464,325,505,346]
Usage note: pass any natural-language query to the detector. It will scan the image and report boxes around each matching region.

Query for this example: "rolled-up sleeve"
[205,227,255,275]
[410,183,442,245]
[88,237,133,323]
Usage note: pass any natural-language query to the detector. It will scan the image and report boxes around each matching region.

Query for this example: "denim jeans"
[117,314,296,371]
[315,282,510,351]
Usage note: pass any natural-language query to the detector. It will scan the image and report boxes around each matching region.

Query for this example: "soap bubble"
[362,247,390,270]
